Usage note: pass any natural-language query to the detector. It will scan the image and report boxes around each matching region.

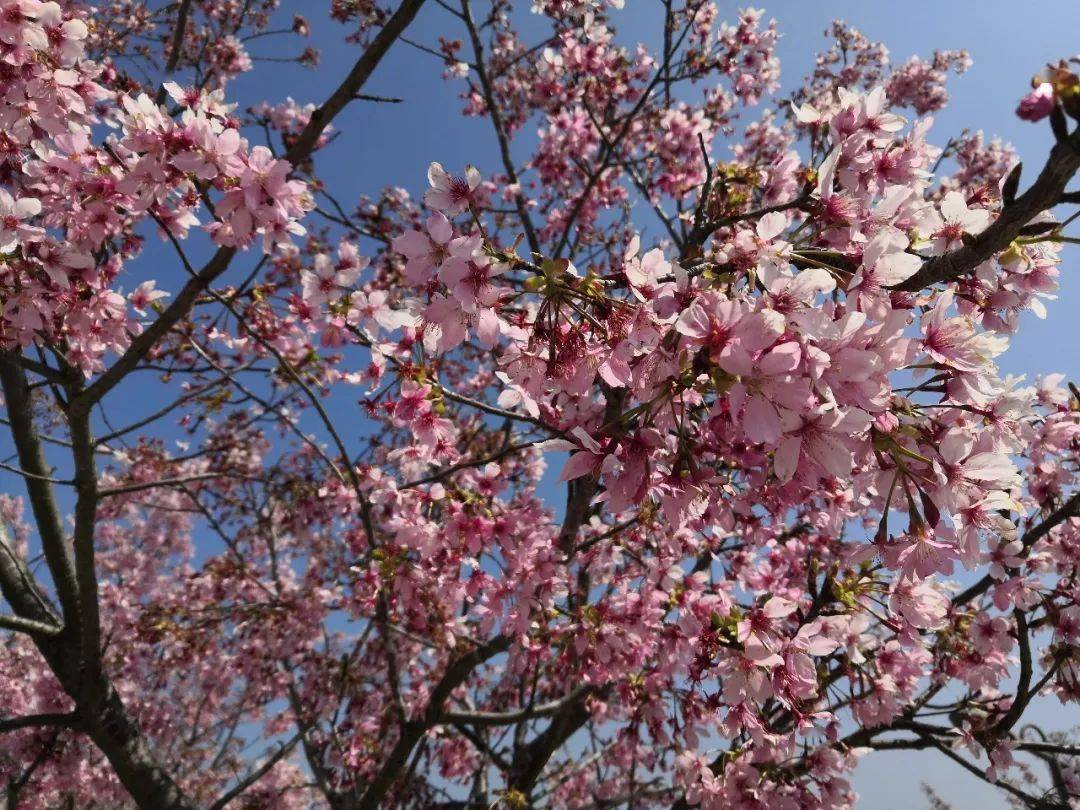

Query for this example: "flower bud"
[1016,82,1055,121]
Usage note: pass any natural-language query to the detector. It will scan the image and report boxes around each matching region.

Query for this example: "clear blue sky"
[13,1,1077,805]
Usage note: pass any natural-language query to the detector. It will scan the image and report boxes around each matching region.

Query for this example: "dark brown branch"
[356,636,511,809]
[95,366,247,445]
[154,0,193,105]
[558,388,624,554]
[505,688,594,799]
[683,195,811,258]
[451,721,512,772]
[0,461,70,486]
[4,726,63,808]
[0,523,60,642]
[0,359,81,631]
[953,492,1080,607]
[891,126,1080,292]
[401,440,538,489]
[354,93,404,103]
[0,351,70,385]
[97,472,264,498]
[284,0,427,166]
[550,9,703,259]
[0,613,61,637]
[71,246,238,411]
[460,0,540,256]
[994,610,1034,737]
[441,685,595,727]
[0,713,79,735]
[439,386,561,437]
[915,732,1050,809]
[77,1,426,412]
[208,732,302,810]
[67,390,103,688]
[582,101,683,248]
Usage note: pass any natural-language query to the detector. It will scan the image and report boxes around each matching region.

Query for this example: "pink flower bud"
[1016,82,1055,121]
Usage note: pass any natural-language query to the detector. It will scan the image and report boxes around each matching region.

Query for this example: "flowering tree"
[0,0,1078,807]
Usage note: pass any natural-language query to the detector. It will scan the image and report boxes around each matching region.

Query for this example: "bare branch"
[994,609,1034,737]
[461,0,541,256]
[0,358,81,630]
[0,713,79,735]
[953,492,1080,607]
[0,613,61,637]
[284,0,428,166]
[154,0,193,105]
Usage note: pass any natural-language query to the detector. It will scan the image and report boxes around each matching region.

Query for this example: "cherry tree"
[0,1,1078,807]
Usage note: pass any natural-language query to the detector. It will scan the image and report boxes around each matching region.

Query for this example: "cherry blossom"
[0,2,1077,809]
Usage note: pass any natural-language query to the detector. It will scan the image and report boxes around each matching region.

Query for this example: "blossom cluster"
[0,2,1077,809]
[0,1,311,374]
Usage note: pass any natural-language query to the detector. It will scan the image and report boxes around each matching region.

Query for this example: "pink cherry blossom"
[0,4,1075,808]
[1016,82,1055,121]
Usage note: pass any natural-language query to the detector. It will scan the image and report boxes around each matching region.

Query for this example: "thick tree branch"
[0,523,60,639]
[0,358,81,631]
[441,685,595,727]
[0,613,61,637]
[356,635,511,809]
[0,713,79,735]
[71,246,238,411]
[284,0,427,166]
[67,392,103,687]
[891,125,1080,292]
[506,687,593,799]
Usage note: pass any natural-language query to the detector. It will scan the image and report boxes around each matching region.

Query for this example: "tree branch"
[0,358,81,631]
[441,685,595,728]
[0,713,79,735]
[994,610,1034,737]
[0,613,61,637]
[356,635,511,809]
[891,125,1080,291]
[460,0,540,256]
[208,732,303,810]
[284,0,427,166]
[154,0,193,105]
[953,492,1080,607]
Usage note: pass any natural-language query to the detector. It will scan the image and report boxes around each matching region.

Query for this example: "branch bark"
[283,0,427,167]
[0,713,78,735]
[441,685,594,728]
[355,635,511,809]
[505,687,594,800]
[0,358,81,632]
[891,125,1080,292]
[953,492,1080,608]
